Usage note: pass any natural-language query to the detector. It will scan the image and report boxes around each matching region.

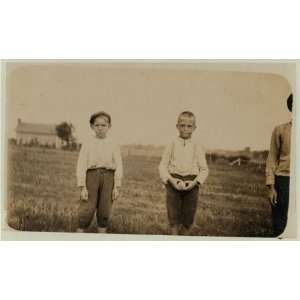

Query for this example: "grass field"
[6,145,273,237]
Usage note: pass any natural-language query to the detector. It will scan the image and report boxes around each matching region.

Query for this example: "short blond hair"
[177,111,196,124]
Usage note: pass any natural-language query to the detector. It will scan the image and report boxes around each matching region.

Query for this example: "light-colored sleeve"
[113,144,123,188]
[195,144,209,185]
[266,126,280,185]
[158,143,172,184]
[76,142,88,187]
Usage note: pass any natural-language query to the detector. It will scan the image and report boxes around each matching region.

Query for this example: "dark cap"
[287,94,293,112]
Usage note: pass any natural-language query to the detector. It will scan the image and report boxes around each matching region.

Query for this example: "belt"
[87,166,115,173]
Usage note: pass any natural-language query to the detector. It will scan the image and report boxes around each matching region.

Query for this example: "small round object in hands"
[177,180,186,190]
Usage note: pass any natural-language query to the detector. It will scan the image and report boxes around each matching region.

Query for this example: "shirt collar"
[177,136,193,145]
[92,132,110,139]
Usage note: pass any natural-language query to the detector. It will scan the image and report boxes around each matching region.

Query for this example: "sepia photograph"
[2,61,297,239]
[2,3,300,300]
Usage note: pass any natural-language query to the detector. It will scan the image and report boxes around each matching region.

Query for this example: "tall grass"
[6,145,273,237]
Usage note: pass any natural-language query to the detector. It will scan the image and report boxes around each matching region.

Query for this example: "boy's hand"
[268,185,278,206]
[112,187,120,201]
[80,187,88,201]
[176,179,186,191]
[184,180,198,191]
[169,177,184,190]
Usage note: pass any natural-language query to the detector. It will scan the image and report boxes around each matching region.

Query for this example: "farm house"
[15,118,62,148]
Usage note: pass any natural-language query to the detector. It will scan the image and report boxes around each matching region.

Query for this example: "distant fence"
[121,146,163,158]
[121,146,268,168]
[9,140,268,169]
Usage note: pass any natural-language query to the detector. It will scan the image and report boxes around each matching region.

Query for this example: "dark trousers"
[271,176,290,237]
[166,174,199,229]
[78,168,114,229]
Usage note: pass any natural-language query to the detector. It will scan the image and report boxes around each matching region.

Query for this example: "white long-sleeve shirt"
[76,135,123,188]
[158,137,209,185]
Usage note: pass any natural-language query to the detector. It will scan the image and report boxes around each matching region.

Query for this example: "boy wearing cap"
[76,111,123,233]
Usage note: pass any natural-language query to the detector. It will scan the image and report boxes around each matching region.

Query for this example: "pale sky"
[5,63,292,151]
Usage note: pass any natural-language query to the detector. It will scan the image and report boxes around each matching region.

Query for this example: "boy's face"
[91,116,111,138]
[176,115,196,139]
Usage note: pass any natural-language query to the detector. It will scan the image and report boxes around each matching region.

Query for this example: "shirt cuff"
[77,178,86,187]
[266,177,275,186]
[195,175,205,185]
[195,179,201,187]
[114,178,122,188]
[161,174,172,184]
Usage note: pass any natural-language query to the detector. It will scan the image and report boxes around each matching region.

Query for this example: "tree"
[55,122,75,147]
[8,138,17,145]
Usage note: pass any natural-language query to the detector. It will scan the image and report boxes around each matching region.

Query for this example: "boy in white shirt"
[159,111,209,235]
[76,111,123,233]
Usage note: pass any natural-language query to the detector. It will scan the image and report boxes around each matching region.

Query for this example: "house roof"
[16,121,57,135]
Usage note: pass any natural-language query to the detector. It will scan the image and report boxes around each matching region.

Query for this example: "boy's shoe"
[97,227,107,234]
[170,225,179,235]
[76,228,85,233]
[179,226,192,236]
